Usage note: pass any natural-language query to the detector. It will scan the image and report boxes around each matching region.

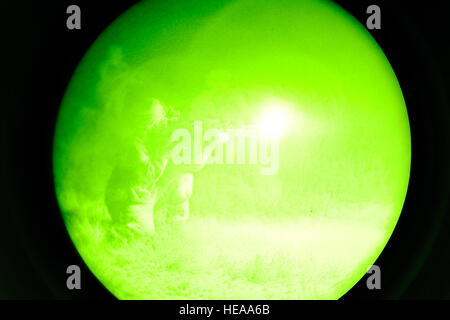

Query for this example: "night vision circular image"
[53,0,410,299]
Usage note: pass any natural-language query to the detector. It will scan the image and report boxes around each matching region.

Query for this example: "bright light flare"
[219,131,229,143]
[257,100,292,137]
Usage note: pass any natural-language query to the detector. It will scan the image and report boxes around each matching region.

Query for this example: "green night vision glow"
[53,0,411,299]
